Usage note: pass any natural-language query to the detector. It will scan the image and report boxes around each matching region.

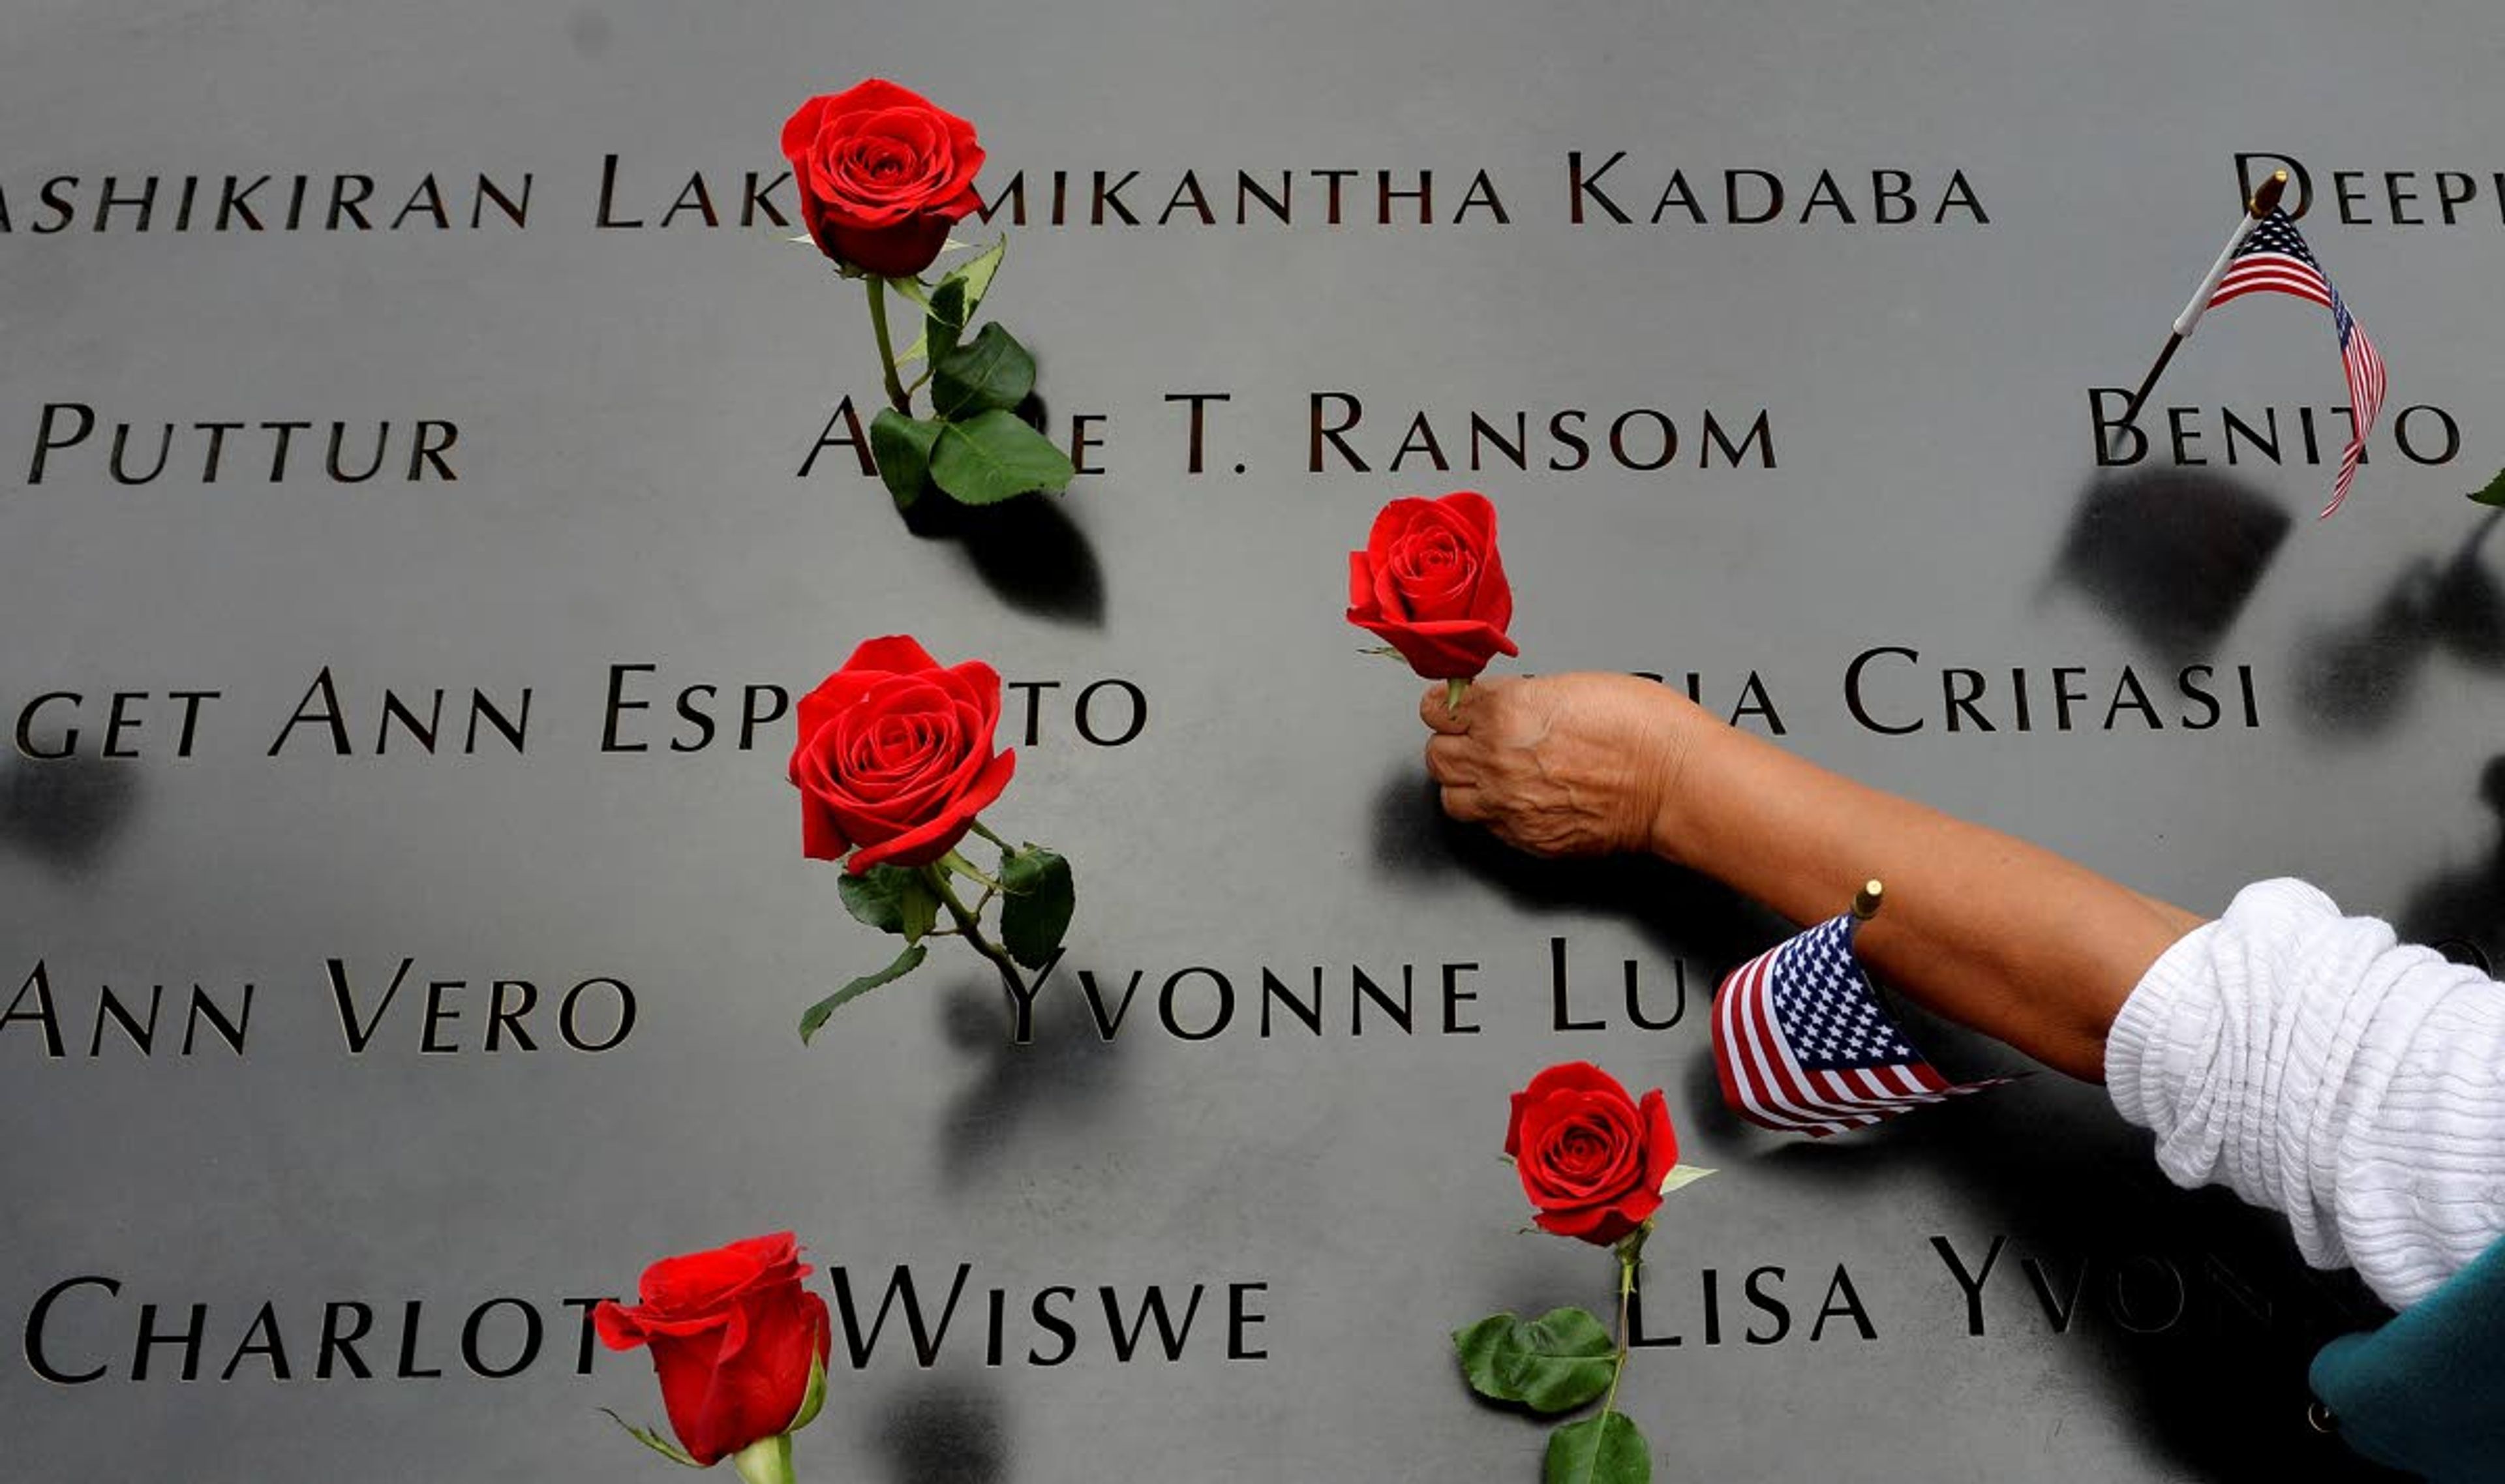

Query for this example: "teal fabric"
[2311,1234,2505,1480]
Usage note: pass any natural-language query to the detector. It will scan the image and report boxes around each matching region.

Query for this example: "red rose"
[1504,1062,1678,1246]
[1346,491,1519,680]
[781,79,987,278]
[789,635,1016,875]
[594,1232,832,1466]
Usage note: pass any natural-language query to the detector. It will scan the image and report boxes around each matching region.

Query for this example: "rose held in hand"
[1347,491,1518,680]
[790,635,1015,875]
[1506,1061,1678,1245]
[595,1232,832,1467]
[782,80,986,277]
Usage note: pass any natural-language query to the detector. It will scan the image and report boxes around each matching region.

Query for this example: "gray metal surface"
[2,1,2495,1479]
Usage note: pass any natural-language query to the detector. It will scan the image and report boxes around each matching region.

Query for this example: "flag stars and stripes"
[1711,913,2011,1138]
[2207,209,2385,519]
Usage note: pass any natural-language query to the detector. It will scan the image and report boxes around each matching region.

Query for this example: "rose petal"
[1346,551,1381,620]
[840,635,943,675]
[1347,613,1518,680]
[847,747,1016,873]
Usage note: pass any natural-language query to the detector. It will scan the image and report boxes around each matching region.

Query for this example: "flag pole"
[1851,879,1885,922]
[2114,170,2290,435]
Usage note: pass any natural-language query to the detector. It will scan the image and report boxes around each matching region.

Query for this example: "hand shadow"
[896,394,1106,628]
[1369,766,1785,973]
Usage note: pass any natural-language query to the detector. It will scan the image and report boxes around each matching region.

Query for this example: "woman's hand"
[1420,674,1707,861]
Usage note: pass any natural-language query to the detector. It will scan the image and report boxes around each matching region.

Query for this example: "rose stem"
[864,277,913,416]
[1589,1222,1648,1466]
[923,862,1027,1001]
[1446,678,1470,714]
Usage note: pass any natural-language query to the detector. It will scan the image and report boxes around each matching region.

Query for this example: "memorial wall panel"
[3,2,2495,1479]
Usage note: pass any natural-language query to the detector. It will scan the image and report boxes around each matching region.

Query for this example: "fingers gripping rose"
[789,635,1016,875]
[1504,1061,1679,1245]
[1347,491,1519,680]
[595,1233,832,1467]
[781,80,987,278]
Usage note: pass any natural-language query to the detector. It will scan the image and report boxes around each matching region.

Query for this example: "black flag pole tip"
[1852,880,1885,921]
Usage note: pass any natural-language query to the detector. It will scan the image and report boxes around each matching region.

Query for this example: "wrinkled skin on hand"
[1420,673,1699,860]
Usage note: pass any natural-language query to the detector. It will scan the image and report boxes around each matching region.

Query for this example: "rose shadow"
[2288,511,2505,741]
[896,395,1107,628]
[0,754,143,879]
[2391,753,2505,969]
[871,1377,1010,1484]
[934,963,1130,1185]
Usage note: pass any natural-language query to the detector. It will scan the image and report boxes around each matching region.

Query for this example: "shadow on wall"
[873,1378,1009,1484]
[0,755,142,877]
[2395,753,2505,972]
[2293,511,2505,740]
[1725,1072,2405,1481]
[934,962,1129,1185]
[1369,766,1788,975]
[2046,467,2292,661]
[898,396,1106,628]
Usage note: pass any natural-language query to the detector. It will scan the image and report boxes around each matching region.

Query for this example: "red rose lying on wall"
[779,80,1076,515]
[596,1232,830,1481]
[782,635,1078,1040]
[1455,1063,1714,1483]
[1504,1060,1680,1246]
[789,635,1016,876]
[782,80,986,279]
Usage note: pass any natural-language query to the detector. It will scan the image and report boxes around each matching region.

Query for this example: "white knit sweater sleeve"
[2104,877,2505,1310]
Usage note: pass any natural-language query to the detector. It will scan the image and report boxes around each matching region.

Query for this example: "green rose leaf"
[953,236,1007,319]
[932,322,1039,419]
[798,943,929,1044]
[929,409,1076,506]
[2469,468,2505,507]
[997,847,1075,971]
[1452,1308,1617,1414]
[836,864,940,943]
[869,411,944,512]
[1544,1413,1651,1484]
[599,1410,704,1469]
[924,279,969,365]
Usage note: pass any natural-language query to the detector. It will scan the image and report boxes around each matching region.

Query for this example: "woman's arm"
[1421,673,2202,1080]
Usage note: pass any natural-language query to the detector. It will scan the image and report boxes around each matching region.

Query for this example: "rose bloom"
[789,635,1016,875]
[781,79,986,277]
[594,1232,832,1466]
[1504,1062,1679,1245]
[1346,491,1519,680]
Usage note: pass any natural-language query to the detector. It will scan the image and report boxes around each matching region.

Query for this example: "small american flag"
[1712,913,2008,1137]
[2208,209,2387,520]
